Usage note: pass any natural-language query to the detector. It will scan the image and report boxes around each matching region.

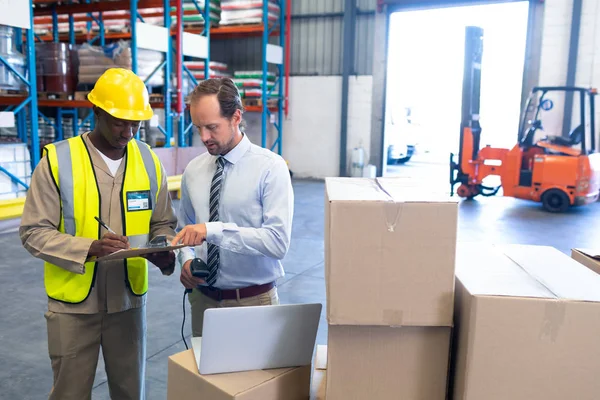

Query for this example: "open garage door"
[381,1,530,190]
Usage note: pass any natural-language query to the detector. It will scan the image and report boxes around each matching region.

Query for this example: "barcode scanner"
[184,258,210,294]
[190,258,210,279]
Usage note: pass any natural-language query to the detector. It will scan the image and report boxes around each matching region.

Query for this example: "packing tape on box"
[501,247,566,342]
[372,178,404,233]
[540,300,566,343]
[382,309,404,326]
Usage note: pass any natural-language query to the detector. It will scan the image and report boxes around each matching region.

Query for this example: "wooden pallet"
[38,92,74,100]
[242,98,278,108]
[149,94,164,104]
[0,88,27,97]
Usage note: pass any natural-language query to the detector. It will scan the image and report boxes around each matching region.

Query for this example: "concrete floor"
[2,177,600,399]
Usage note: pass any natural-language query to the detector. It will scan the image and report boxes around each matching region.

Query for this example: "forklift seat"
[549,125,583,147]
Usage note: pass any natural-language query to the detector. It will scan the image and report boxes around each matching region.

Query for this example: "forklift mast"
[450,26,484,196]
[458,26,484,170]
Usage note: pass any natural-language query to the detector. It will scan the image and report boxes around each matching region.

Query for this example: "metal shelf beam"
[34,0,169,16]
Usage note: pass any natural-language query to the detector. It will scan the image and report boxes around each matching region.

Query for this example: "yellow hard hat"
[87,68,154,121]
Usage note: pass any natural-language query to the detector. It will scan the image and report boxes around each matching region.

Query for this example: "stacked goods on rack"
[220,0,280,26]
[77,41,163,87]
[179,61,230,100]
[233,70,278,107]
[184,61,231,80]
[34,21,88,37]
[36,43,78,97]
[171,0,222,27]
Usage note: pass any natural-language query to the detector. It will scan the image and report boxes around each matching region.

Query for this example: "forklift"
[449,26,600,212]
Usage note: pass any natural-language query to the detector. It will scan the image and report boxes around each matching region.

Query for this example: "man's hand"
[143,251,175,271]
[88,233,129,258]
[171,224,207,246]
[180,259,206,289]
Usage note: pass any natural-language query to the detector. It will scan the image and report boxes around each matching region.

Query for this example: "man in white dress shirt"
[172,78,294,336]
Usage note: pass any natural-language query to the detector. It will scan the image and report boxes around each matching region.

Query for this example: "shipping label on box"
[167,349,311,400]
[325,177,458,327]
[326,325,451,400]
[453,243,600,400]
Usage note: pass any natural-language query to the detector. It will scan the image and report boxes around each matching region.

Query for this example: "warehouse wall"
[536,0,573,136]
[281,75,372,178]
[234,76,373,179]
[535,0,600,146]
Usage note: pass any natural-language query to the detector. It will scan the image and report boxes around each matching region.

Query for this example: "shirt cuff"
[205,222,224,245]
[77,237,97,274]
[177,247,196,269]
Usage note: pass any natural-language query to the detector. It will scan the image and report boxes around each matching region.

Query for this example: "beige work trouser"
[44,307,146,400]
[188,287,279,337]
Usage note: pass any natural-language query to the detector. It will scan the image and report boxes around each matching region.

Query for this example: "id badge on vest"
[126,191,152,212]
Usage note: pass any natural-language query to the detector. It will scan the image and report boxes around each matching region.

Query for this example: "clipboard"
[96,235,188,262]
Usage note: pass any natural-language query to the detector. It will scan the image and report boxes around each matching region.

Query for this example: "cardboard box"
[452,243,600,400]
[571,248,600,275]
[324,177,458,326]
[167,349,311,400]
[326,325,451,399]
[310,345,327,400]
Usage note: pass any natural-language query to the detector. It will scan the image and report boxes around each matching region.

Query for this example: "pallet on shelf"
[0,89,28,97]
[74,91,90,101]
[38,92,74,101]
[242,97,278,109]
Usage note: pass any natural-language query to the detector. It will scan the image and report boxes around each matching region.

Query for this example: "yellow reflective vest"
[42,135,162,304]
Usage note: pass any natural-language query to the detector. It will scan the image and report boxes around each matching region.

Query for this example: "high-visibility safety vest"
[42,135,162,304]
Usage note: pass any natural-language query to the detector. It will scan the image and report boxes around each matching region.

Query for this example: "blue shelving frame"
[0,0,39,189]
[262,0,285,155]
[178,0,211,148]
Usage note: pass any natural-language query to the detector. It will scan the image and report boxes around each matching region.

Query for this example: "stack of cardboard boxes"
[321,177,459,399]
[166,175,600,399]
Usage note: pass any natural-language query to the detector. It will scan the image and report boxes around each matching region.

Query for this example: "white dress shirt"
[176,134,294,289]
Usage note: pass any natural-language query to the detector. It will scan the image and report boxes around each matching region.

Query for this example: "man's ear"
[232,109,242,126]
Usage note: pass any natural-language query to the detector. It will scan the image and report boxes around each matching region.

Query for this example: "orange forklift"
[449,26,600,212]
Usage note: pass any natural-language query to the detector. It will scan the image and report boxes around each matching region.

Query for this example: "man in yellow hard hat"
[20,68,178,400]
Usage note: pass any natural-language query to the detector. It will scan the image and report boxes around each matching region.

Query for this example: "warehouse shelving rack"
[0,0,290,174]
[0,1,39,190]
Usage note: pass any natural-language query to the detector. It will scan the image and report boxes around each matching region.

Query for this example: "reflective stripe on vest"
[43,136,161,303]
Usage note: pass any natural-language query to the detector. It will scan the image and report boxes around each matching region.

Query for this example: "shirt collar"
[220,133,250,165]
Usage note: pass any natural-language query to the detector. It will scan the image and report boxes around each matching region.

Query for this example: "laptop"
[191,303,322,375]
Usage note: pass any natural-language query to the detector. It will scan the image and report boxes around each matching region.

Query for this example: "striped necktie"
[206,156,226,287]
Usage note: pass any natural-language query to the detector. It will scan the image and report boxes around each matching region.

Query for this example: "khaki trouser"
[44,307,146,400]
[188,287,279,337]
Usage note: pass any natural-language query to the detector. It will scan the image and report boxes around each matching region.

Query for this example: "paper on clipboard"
[96,234,188,262]
[96,244,187,262]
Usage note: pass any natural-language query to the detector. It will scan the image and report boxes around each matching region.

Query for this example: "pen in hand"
[89,216,130,257]
[94,216,117,235]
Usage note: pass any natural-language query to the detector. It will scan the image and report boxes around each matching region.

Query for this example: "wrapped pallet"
[77,41,164,87]
[220,0,280,26]
[171,0,222,27]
